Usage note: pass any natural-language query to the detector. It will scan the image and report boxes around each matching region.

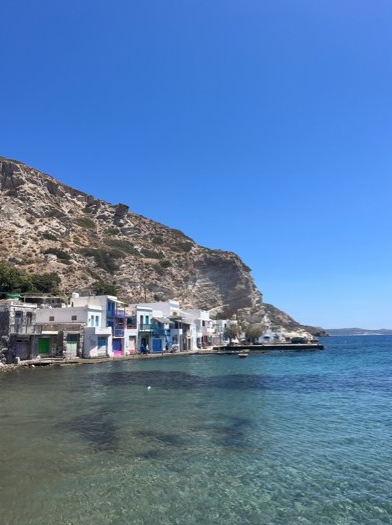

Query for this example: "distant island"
[326,328,392,336]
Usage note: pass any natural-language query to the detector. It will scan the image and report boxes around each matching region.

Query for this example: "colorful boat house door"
[66,334,78,358]
[38,337,50,355]
[97,336,108,357]
[112,339,123,357]
[152,338,162,353]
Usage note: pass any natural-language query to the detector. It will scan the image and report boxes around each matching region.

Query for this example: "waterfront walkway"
[0,343,324,371]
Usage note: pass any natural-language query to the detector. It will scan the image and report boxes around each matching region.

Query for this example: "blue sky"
[1,0,391,328]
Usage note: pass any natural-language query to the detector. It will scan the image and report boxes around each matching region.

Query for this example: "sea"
[0,336,391,525]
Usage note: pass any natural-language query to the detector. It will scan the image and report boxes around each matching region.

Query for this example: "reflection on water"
[0,336,391,524]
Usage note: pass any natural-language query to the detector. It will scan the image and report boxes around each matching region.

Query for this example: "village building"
[127,300,231,351]
[70,294,135,357]
[1,293,236,363]
[127,303,172,353]
[212,319,231,345]
[35,302,111,358]
[0,299,38,362]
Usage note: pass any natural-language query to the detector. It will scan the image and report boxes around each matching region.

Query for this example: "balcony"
[139,323,156,331]
[152,328,166,336]
[9,324,41,335]
[107,310,125,319]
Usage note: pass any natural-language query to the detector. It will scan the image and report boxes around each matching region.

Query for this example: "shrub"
[92,280,118,296]
[79,248,121,273]
[0,261,61,294]
[154,266,164,276]
[105,227,120,236]
[151,236,164,245]
[74,217,96,229]
[86,268,101,280]
[173,242,193,253]
[44,248,71,261]
[224,323,240,343]
[170,228,193,241]
[105,239,140,256]
[42,232,58,241]
[141,248,163,259]
[30,273,61,294]
[244,323,266,343]
[159,259,172,268]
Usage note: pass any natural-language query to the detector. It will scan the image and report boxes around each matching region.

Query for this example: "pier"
[212,343,324,353]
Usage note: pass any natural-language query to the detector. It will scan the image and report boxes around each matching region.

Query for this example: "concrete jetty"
[217,343,324,353]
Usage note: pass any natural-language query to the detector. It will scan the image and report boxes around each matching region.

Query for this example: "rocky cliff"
[0,156,324,335]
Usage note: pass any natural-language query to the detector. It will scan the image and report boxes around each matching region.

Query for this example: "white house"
[70,294,136,357]
[127,303,171,353]
[184,309,214,348]
[128,300,217,351]
[35,304,113,358]
[212,319,230,345]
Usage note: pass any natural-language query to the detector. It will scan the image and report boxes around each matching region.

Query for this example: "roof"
[152,316,171,324]
[170,314,192,325]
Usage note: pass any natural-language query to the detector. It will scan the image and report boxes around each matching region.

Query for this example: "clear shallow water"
[0,336,391,525]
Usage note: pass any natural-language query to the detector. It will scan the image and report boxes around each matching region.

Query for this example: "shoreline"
[0,343,324,372]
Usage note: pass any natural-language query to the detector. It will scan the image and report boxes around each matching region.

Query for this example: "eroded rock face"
[0,156,323,334]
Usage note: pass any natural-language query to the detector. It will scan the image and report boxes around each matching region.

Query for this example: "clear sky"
[1,0,391,329]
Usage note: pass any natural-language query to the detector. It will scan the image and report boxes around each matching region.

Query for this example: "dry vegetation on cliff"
[0,156,324,335]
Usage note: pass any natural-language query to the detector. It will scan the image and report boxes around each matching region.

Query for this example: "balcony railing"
[139,323,157,331]
[107,310,125,318]
[9,324,41,335]
[153,328,167,336]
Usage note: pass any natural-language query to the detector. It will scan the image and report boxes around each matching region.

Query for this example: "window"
[15,311,23,327]
[145,315,149,324]
[95,315,99,327]
[88,316,94,327]
[49,316,55,321]
[140,315,144,325]
[107,300,115,315]
[26,312,33,325]
[71,315,77,321]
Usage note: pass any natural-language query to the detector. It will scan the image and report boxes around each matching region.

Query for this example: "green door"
[38,338,50,355]
[66,334,78,358]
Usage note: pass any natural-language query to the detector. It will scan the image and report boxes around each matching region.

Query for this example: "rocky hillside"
[0,156,324,335]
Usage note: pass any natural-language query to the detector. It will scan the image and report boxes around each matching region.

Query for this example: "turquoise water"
[0,336,391,525]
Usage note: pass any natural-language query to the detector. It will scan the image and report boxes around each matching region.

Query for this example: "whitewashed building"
[128,300,228,351]
[127,303,171,353]
[70,294,136,357]
[35,304,113,358]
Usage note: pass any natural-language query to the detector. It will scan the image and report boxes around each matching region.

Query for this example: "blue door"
[152,338,162,353]
[113,339,123,356]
